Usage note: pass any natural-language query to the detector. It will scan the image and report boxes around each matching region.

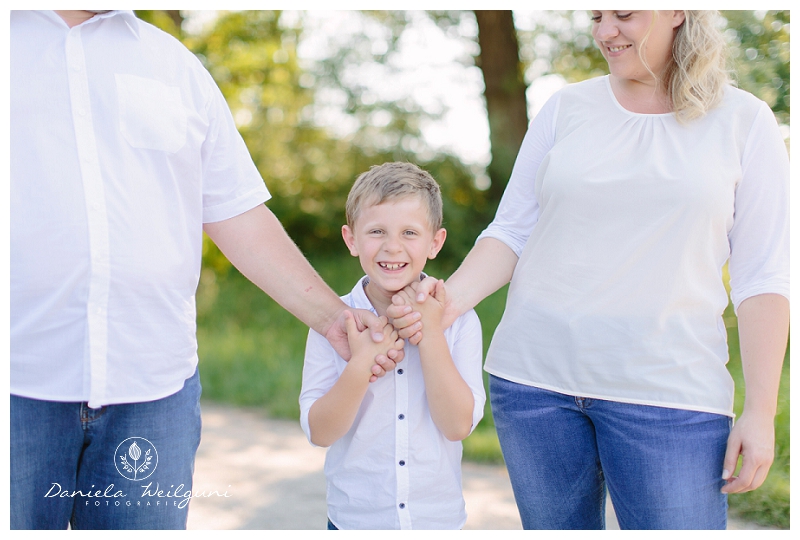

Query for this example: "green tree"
[721,10,790,126]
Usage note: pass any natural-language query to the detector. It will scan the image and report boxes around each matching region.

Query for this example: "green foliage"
[721,10,790,127]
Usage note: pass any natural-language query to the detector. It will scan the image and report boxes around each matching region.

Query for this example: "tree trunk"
[473,10,528,207]
[165,10,184,33]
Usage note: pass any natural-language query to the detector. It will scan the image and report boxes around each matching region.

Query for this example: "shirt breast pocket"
[116,74,187,153]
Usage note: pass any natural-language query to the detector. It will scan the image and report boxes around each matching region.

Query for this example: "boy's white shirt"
[299,276,485,530]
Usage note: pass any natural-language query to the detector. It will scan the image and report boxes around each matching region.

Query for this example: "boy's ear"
[341,225,359,257]
[428,228,447,259]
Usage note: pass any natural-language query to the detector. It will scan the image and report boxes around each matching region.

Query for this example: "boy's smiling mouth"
[378,262,407,271]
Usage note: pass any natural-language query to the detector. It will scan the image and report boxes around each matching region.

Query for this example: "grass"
[196,254,789,529]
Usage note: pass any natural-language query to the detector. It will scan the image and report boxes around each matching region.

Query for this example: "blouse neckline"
[603,75,675,118]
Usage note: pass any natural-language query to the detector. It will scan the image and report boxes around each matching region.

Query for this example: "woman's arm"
[721,293,789,493]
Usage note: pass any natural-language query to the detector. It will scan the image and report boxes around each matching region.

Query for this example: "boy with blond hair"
[299,162,485,530]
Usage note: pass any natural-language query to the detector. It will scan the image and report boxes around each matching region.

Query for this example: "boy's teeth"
[609,45,631,52]
[380,263,405,270]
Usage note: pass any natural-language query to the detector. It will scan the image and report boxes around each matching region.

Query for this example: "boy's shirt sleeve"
[299,328,341,445]
[448,309,485,435]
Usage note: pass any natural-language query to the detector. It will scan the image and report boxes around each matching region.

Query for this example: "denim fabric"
[489,375,730,530]
[11,369,202,530]
[327,518,339,530]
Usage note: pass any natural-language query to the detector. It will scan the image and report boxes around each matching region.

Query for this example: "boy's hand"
[326,309,404,380]
[343,311,403,382]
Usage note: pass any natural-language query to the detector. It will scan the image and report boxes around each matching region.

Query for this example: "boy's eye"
[616,12,632,20]
[403,230,418,236]
[591,12,602,23]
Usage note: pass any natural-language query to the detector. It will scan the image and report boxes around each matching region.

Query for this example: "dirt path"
[187,403,771,530]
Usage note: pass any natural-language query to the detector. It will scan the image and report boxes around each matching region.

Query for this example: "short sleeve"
[477,91,559,256]
[449,309,485,434]
[728,102,789,311]
[199,71,270,223]
[299,329,341,445]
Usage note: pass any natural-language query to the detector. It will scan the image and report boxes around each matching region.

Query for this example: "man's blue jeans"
[489,375,730,530]
[11,369,202,529]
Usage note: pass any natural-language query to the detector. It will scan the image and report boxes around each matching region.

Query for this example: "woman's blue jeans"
[489,375,730,530]
[10,369,202,530]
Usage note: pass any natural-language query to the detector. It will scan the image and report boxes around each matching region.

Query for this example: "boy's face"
[342,196,446,304]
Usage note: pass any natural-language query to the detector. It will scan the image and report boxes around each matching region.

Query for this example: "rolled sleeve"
[728,102,790,311]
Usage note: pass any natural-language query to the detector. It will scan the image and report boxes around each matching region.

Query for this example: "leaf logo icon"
[114,437,158,481]
[128,441,142,461]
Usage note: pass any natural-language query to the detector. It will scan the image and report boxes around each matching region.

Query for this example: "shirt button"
[397,369,404,375]
[398,414,405,420]
[399,460,405,466]
[399,503,406,509]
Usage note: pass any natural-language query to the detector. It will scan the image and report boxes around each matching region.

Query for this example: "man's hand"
[325,309,404,381]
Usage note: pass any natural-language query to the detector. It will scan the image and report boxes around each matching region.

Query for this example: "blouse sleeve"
[476,91,559,256]
[727,101,790,311]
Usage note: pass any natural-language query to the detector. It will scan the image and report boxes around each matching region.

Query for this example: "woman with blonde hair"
[389,11,788,529]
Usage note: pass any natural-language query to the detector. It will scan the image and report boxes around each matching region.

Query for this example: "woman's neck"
[609,75,672,114]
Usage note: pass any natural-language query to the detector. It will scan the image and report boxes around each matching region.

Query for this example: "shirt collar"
[48,10,141,38]
[347,273,429,313]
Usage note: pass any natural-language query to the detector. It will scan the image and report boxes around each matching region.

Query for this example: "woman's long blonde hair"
[661,11,731,123]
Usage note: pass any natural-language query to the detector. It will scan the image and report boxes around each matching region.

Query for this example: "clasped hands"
[330,276,450,382]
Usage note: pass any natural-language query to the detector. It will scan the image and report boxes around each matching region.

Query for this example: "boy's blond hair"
[345,162,443,230]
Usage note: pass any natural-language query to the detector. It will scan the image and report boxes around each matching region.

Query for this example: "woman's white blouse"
[479,76,788,416]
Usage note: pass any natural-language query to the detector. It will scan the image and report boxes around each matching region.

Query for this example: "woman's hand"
[721,410,775,493]
[387,278,459,344]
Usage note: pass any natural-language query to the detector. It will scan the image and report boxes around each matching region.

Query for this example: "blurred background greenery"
[137,10,790,528]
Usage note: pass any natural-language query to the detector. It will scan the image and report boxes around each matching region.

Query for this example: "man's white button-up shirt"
[11,11,270,407]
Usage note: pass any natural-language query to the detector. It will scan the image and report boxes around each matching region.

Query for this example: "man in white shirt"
[10,10,400,529]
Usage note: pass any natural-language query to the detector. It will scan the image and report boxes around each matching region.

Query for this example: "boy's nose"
[382,236,402,253]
